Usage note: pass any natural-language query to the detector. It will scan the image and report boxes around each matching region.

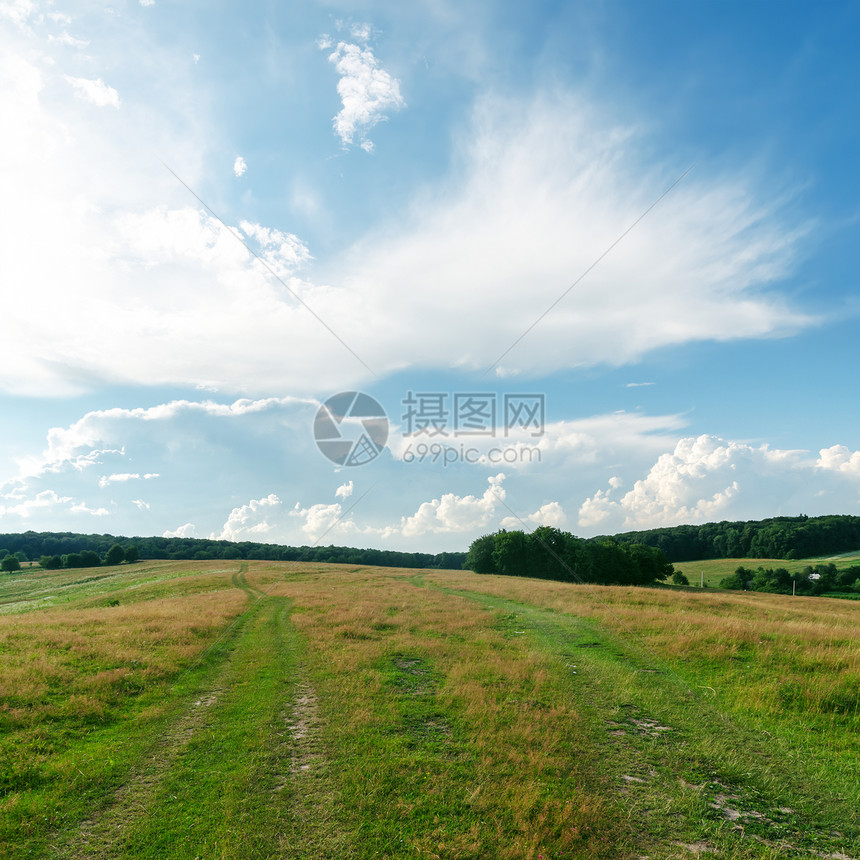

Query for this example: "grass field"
[674,551,860,587]
[1,560,858,859]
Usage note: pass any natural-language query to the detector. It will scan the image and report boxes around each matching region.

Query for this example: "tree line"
[721,563,860,598]
[0,531,465,571]
[465,527,674,585]
[599,515,860,562]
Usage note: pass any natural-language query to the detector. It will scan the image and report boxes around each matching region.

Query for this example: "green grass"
[1,560,858,858]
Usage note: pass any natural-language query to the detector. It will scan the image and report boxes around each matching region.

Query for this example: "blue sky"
[1,0,859,552]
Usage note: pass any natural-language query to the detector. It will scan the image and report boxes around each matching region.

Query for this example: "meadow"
[0,560,857,859]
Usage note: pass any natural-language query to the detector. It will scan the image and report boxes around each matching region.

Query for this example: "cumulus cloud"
[385,473,506,538]
[817,445,860,477]
[501,500,567,530]
[335,481,354,500]
[324,39,404,149]
[233,155,247,177]
[163,523,196,538]
[576,435,841,531]
[212,493,282,541]
[64,76,120,107]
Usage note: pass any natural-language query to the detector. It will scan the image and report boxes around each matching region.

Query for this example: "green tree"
[465,534,497,574]
[104,544,126,566]
[80,550,101,568]
[1,556,21,573]
[672,570,690,586]
[124,545,140,563]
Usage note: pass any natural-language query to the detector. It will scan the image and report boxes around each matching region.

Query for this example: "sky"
[1,0,859,553]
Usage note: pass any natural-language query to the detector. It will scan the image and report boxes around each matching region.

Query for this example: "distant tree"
[104,544,126,566]
[39,555,63,570]
[79,550,101,568]
[0,549,8,560]
[672,570,690,586]
[124,545,140,564]
[1,556,21,573]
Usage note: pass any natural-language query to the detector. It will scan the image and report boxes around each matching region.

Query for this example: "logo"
[314,391,389,466]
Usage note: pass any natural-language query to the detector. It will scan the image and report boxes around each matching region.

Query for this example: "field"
[674,551,860,587]
[1,561,858,859]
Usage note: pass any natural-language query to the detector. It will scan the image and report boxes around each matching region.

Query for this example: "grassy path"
[54,593,350,859]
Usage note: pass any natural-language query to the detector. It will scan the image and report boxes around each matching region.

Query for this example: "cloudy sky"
[2,0,859,552]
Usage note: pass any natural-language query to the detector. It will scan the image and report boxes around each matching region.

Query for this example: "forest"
[599,514,860,562]
[465,526,674,585]
[0,531,465,571]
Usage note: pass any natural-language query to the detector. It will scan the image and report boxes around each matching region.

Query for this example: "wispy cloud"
[64,75,120,107]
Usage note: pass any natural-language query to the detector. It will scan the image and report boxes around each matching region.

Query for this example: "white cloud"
[817,445,860,477]
[131,499,150,510]
[10,396,311,483]
[626,382,655,388]
[387,473,506,538]
[0,0,35,25]
[163,523,197,538]
[290,499,357,542]
[349,22,372,43]
[48,32,89,48]
[212,493,282,541]
[64,76,120,108]
[335,481,354,500]
[70,501,110,516]
[337,93,812,381]
[325,40,405,149]
[501,500,567,530]
[0,489,72,518]
[233,155,247,177]
[0,34,813,399]
[98,472,159,488]
[577,435,817,531]
[140,0,155,6]
[239,220,312,272]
